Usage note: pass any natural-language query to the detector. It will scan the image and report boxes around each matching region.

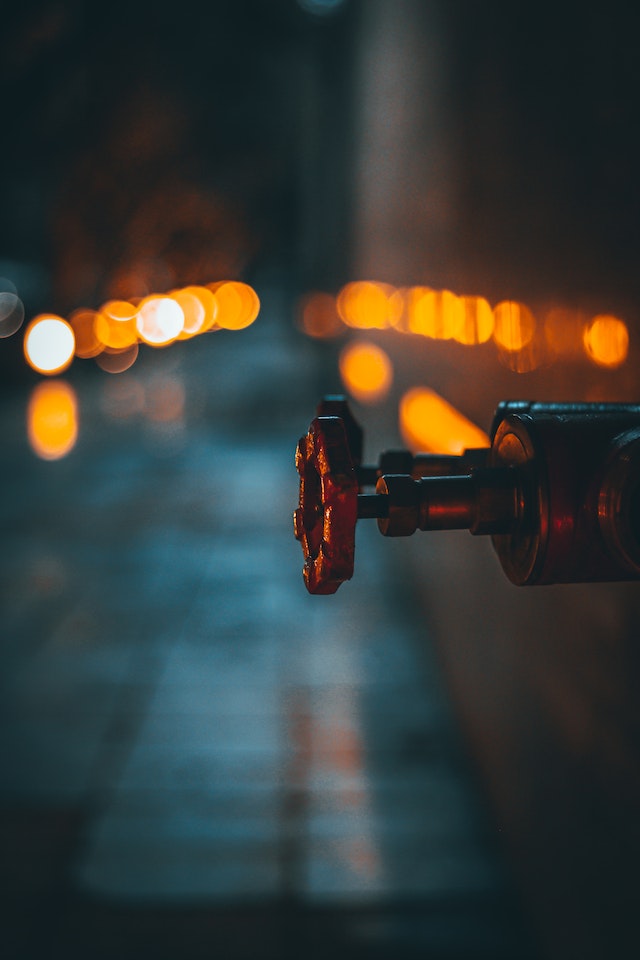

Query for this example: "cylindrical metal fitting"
[357,493,389,520]
[375,475,421,537]
[374,469,520,538]
[411,449,489,478]
[490,409,640,584]
[597,429,640,574]
[416,475,475,531]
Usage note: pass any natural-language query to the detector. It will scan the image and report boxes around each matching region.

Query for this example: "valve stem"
[357,493,389,519]
[365,469,521,538]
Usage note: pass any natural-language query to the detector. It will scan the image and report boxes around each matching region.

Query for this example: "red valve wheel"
[293,416,359,594]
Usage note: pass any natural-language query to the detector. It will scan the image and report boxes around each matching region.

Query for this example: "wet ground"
[0,288,537,959]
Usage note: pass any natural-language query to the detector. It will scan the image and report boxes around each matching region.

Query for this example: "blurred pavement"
[0,289,536,959]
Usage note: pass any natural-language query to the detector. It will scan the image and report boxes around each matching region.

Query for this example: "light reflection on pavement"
[0,290,534,957]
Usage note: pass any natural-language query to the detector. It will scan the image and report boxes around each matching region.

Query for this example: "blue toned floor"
[0,290,537,959]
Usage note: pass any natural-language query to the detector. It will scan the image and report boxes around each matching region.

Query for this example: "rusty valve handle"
[294,416,361,595]
[294,415,393,595]
[295,397,493,594]
[293,410,497,595]
[294,401,494,594]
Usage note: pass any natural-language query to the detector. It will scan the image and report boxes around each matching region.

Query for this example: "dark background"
[3,1,640,315]
[3,2,640,959]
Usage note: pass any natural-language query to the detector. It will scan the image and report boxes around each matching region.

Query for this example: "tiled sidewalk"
[0,301,536,958]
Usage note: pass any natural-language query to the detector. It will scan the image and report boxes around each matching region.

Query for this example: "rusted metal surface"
[294,416,359,594]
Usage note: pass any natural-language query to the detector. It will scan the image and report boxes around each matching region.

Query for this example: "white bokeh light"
[24,316,76,375]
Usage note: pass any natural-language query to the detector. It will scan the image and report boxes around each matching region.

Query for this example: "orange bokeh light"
[94,300,139,351]
[102,299,138,322]
[24,315,76,375]
[387,287,409,331]
[583,314,629,368]
[336,281,398,330]
[171,286,219,338]
[404,286,431,335]
[339,340,393,404]
[23,278,258,373]
[298,291,342,339]
[136,296,185,346]
[493,301,536,352]
[455,295,494,345]
[406,288,464,340]
[169,288,204,339]
[69,308,103,359]
[399,387,490,455]
[27,379,78,460]
[188,285,220,333]
[210,281,260,330]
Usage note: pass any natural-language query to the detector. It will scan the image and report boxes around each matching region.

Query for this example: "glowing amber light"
[405,286,432,335]
[493,301,536,352]
[94,300,139,350]
[69,308,102,359]
[339,341,393,404]
[406,288,464,340]
[27,380,78,460]
[191,286,220,333]
[336,281,397,329]
[188,285,219,333]
[210,281,260,331]
[24,315,75,375]
[388,288,409,331]
[169,289,204,339]
[399,387,490,455]
[171,286,218,338]
[583,315,629,368]
[455,295,494,345]
[103,299,138,322]
[298,291,342,338]
[136,296,185,345]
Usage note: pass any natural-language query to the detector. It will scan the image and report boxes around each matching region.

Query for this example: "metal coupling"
[375,469,520,538]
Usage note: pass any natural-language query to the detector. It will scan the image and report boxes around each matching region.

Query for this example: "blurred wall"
[348,3,640,958]
[0,0,360,316]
